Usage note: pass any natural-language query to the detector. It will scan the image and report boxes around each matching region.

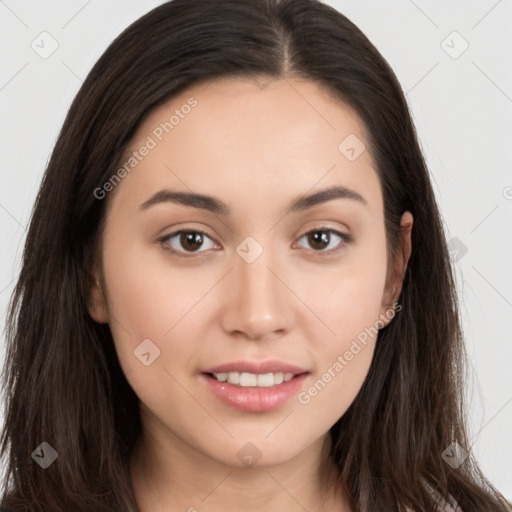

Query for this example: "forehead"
[137,75,368,153]
[109,76,382,219]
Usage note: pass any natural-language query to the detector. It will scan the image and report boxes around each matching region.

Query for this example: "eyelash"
[157,226,353,259]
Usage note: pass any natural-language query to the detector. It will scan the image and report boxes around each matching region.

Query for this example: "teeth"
[227,372,239,385]
[212,371,296,387]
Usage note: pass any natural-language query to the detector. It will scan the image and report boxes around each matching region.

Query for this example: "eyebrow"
[140,184,367,215]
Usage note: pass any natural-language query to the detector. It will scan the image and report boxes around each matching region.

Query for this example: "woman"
[1,0,510,510]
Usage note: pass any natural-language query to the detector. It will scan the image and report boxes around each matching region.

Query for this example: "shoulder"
[429,486,463,511]
[427,485,463,512]
[404,482,463,512]
[417,478,462,511]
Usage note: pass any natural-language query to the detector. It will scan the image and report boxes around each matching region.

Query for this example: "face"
[89,76,411,469]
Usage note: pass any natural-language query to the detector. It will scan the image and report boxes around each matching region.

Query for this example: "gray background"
[1,0,511,500]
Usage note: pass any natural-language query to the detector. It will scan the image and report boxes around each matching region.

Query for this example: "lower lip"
[201,373,309,412]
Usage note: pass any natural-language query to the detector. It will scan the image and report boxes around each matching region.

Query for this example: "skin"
[88,76,413,512]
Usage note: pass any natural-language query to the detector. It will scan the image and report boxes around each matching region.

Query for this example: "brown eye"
[296,228,352,254]
[160,230,217,256]
[179,232,205,252]
[307,230,330,250]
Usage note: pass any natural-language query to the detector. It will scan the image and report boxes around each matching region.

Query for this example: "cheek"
[301,231,389,347]
[294,233,388,418]
[100,234,209,382]
[289,290,383,439]
[293,350,374,451]
[100,241,214,436]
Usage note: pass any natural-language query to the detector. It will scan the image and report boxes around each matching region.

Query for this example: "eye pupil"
[181,232,203,251]
[309,231,330,250]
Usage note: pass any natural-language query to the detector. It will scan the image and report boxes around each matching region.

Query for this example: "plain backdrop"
[1,0,511,500]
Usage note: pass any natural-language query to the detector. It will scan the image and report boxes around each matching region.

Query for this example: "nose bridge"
[221,235,291,339]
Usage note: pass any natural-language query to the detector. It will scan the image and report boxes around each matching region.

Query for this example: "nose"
[219,244,294,341]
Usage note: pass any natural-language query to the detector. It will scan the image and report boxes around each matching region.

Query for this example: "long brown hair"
[1,1,510,510]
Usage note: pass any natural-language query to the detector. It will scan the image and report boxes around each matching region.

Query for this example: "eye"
[295,227,352,255]
[159,229,218,257]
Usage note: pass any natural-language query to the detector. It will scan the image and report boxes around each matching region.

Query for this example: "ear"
[379,211,413,323]
[86,268,109,324]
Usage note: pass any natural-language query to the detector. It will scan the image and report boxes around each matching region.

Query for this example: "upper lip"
[203,360,309,375]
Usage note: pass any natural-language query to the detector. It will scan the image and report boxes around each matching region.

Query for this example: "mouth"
[200,361,310,412]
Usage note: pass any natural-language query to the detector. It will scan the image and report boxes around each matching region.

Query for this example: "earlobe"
[86,271,109,324]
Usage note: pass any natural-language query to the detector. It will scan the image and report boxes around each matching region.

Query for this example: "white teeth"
[272,372,284,385]
[227,372,240,385]
[212,371,296,387]
[256,373,275,387]
[239,372,257,386]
